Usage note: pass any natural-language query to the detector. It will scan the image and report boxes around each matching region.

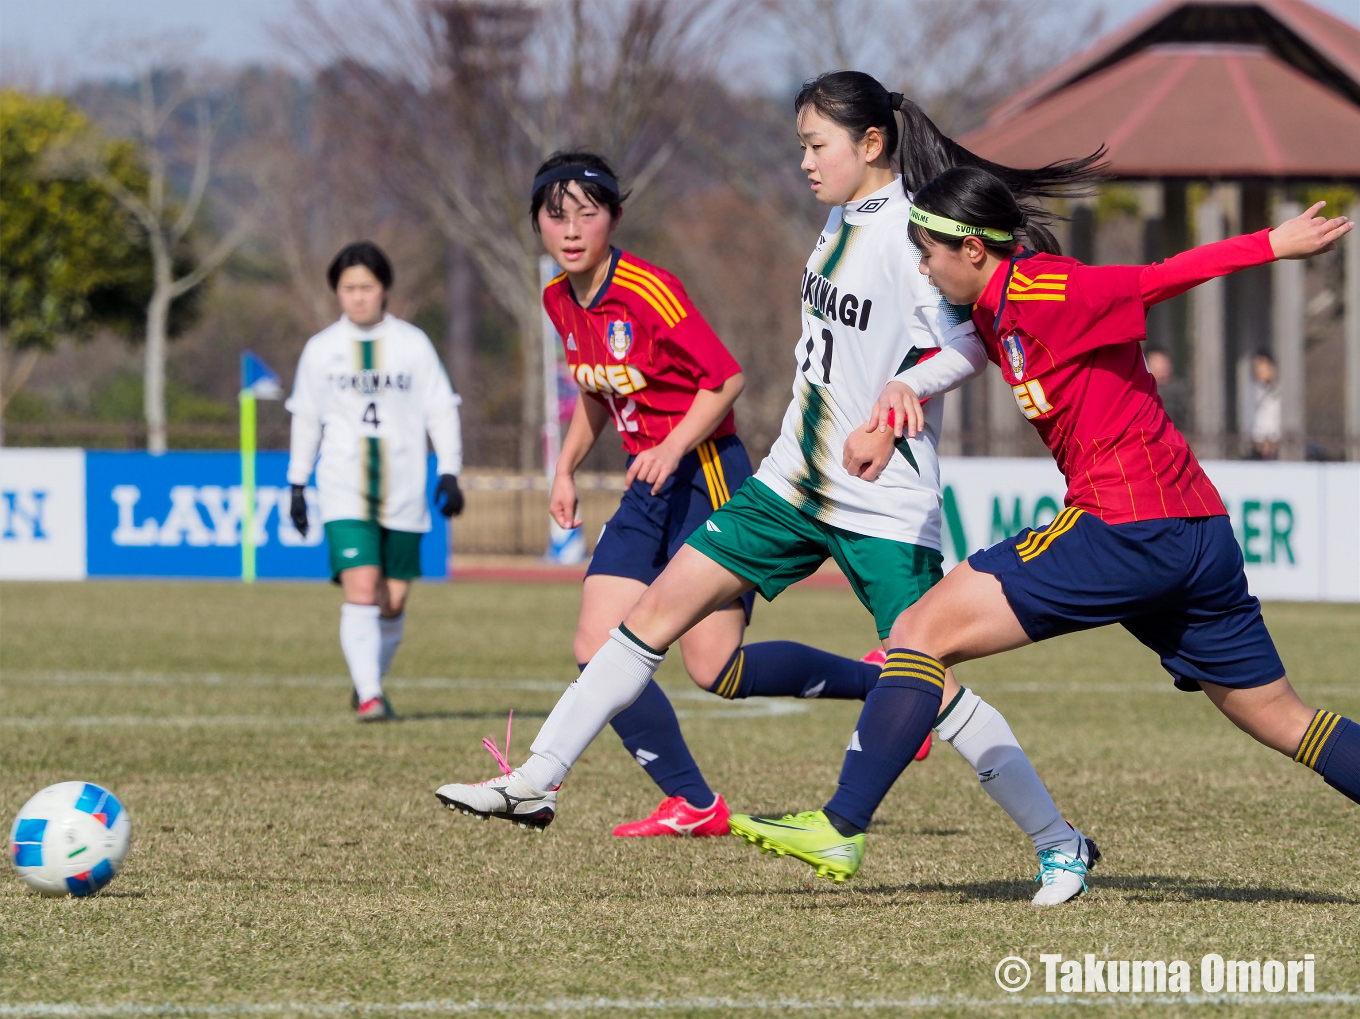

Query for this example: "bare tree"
[78,67,254,452]
[287,0,739,470]
[759,0,1103,134]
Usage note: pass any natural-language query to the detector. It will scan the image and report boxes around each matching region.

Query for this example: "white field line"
[4,994,1360,1016]
[8,669,1357,698]
[0,672,808,726]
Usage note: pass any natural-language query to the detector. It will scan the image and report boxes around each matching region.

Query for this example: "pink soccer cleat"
[862,648,931,759]
[613,795,732,838]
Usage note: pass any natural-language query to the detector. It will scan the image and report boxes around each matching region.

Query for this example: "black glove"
[434,473,464,518]
[290,484,309,537]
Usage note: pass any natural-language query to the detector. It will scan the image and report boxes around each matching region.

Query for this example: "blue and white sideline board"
[0,450,447,580]
[1,448,1356,600]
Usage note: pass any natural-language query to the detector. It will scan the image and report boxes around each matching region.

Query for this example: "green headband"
[909,206,1014,243]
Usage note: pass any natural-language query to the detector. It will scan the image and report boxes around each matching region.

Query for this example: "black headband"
[531,164,620,199]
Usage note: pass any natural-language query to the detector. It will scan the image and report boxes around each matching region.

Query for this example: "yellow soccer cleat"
[729,809,864,882]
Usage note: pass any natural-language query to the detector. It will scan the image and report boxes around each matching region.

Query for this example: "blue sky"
[2,0,1358,89]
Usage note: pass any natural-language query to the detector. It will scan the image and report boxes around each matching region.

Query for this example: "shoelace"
[482,710,514,776]
[1034,848,1088,892]
[649,796,685,818]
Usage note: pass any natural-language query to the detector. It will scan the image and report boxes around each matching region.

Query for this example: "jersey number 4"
[801,328,834,384]
[362,402,381,428]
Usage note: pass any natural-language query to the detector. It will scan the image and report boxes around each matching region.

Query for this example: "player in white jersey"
[287,242,465,721]
[436,74,1103,903]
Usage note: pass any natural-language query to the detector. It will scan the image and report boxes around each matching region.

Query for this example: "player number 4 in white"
[1012,379,1053,420]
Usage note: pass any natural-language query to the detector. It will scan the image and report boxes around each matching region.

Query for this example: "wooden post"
[1273,199,1305,460]
[1193,189,1226,458]
[1346,201,1360,461]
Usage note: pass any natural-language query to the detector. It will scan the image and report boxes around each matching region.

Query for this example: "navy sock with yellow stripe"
[824,648,946,832]
[1294,710,1360,805]
[603,668,715,809]
[710,642,879,701]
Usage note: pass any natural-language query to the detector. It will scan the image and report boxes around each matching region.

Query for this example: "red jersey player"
[748,165,1357,884]
[446,152,751,836]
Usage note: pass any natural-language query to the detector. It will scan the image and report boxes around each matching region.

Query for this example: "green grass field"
[2,580,1358,1018]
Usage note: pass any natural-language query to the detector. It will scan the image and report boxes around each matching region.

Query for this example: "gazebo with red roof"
[961,0,1360,461]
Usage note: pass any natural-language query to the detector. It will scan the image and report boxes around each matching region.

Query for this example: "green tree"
[0,90,150,442]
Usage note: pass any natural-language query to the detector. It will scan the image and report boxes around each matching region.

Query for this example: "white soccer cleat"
[435,770,557,831]
[1031,829,1101,906]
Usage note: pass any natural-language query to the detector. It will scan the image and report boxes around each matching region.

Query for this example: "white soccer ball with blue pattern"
[9,782,132,896]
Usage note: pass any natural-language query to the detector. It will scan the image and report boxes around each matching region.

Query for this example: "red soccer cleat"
[862,648,931,760]
[612,795,732,838]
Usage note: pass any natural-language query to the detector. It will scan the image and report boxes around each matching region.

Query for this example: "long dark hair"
[793,71,1105,254]
[907,166,1051,255]
[529,150,631,228]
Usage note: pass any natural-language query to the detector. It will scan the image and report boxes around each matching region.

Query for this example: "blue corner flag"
[241,350,284,400]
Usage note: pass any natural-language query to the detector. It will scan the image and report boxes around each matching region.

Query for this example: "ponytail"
[896,97,1105,254]
[795,71,1107,255]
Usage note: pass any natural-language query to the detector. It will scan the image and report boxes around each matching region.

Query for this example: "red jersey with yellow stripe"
[543,248,742,455]
[970,239,1273,524]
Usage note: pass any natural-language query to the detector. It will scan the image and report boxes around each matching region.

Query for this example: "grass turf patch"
[1,581,1357,1018]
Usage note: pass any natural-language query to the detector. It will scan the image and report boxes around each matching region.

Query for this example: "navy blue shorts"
[588,434,757,621]
[968,510,1284,691]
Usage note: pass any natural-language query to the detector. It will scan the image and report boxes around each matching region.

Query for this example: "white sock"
[379,612,405,678]
[521,627,664,790]
[340,603,383,703]
[936,688,1073,854]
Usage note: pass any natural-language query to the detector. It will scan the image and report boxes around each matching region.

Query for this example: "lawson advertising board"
[1,449,1357,601]
[0,450,447,581]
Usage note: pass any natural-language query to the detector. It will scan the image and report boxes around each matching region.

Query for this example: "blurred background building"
[960,0,1360,463]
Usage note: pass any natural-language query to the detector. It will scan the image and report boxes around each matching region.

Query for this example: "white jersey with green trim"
[754,176,981,549]
[286,313,462,534]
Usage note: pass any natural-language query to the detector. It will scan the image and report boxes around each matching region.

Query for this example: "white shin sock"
[521,627,664,790]
[340,603,383,703]
[936,688,1073,854]
[379,612,405,678]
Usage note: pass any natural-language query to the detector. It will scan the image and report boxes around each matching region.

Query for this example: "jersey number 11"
[802,328,834,384]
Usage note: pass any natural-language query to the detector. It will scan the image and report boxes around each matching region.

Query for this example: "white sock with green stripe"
[935,687,1073,855]
[340,603,383,703]
[521,625,666,791]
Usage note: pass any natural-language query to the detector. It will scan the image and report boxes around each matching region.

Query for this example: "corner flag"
[242,350,284,399]
[239,351,284,583]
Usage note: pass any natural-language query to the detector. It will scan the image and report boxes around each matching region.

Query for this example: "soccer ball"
[9,782,132,896]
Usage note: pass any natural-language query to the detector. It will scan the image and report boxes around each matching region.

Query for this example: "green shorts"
[685,478,943,638]
[324,520,422,583]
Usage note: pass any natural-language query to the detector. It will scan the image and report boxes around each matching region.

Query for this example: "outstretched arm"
[1141,202,1351,308]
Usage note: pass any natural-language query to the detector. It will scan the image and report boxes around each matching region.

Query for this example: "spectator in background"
[1248,351,1281,460]
[1146,348,1189,430]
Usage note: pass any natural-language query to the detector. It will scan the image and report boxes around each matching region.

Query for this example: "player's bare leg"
[1200,677,1360,802]
[677,603,745,689]
[887,561,1032,664]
